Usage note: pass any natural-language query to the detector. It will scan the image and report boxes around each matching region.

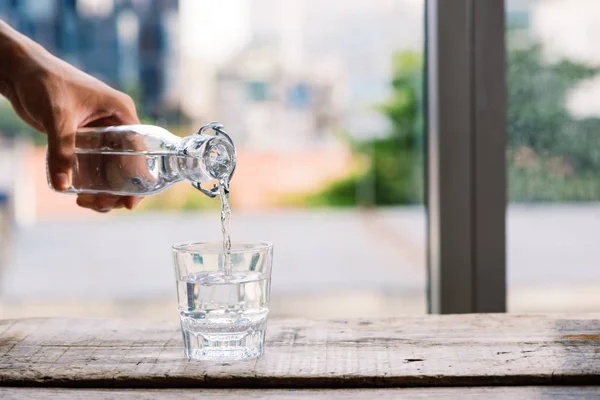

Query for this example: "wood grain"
[0,314,599,388]
[0,387,599,400]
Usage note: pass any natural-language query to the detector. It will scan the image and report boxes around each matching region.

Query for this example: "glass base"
[182,328,265,361]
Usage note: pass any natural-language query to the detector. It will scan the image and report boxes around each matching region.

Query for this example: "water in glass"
[177,270,270,360]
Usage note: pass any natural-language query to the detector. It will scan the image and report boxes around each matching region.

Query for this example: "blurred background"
[0,0,598,320]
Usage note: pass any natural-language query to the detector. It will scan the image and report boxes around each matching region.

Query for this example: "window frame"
[426,0,507,313]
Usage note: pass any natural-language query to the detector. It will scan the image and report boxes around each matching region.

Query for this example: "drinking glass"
[172,241,273,361]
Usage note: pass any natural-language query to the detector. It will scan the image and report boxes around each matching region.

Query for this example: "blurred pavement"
[0,205,599,318]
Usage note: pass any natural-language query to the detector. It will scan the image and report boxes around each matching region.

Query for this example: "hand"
[74,128,160,197]
[0,21,143,212]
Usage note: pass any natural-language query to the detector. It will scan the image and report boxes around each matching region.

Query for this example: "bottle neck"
[177,134,236,188]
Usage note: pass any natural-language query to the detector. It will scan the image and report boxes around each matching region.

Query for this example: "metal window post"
[427,0,507,313]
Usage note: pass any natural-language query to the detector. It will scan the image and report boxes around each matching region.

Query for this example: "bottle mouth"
[204,138,235,186]
[192,122,236,198]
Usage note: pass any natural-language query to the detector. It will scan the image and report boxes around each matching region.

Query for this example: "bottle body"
[47,124,235,196]
[71,150,192,195]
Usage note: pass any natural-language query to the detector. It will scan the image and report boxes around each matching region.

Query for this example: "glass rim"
[172,241,273,254]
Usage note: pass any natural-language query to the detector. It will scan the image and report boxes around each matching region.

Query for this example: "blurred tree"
[308,51,424,207]
[311,41,600,206]
[508,44,600,166]
[508,44,600,201]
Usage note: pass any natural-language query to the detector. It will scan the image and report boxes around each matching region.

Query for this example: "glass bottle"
[47,122,236,198]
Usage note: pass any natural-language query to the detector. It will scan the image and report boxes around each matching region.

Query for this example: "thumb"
[46,120,76,191]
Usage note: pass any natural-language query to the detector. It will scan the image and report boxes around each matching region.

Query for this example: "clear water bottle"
[47,122,236,198]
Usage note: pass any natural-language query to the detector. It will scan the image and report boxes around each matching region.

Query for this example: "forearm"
[0,20,48,90]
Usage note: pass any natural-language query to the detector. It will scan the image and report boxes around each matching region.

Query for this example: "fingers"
[86,91,139,127]
[80,88,140,127]
[45,119,76,191]
[76,195,142,213]
[77,194,121,212]
[114,93,140,125]
[123,196,143,210]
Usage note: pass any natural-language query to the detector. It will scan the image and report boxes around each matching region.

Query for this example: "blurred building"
[247,0,424,141]
[0,0,180,120]
[506,0,533,48]
[131,0,179,120]
[215,41,343,150]
[180,0,424,146]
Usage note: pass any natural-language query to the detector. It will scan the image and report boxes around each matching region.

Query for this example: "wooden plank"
[0,315,599,388]
[0,387,600,400]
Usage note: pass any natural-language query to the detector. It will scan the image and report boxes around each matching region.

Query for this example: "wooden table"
[0,314,599,398]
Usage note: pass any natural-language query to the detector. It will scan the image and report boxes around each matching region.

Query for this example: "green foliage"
[307,51,424,207]
[378,52,424,145]
[508,43,600,201]
[304,175,359,207]
[507,44,600,160]
[311,38,600,207]
[508,158,600,202]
